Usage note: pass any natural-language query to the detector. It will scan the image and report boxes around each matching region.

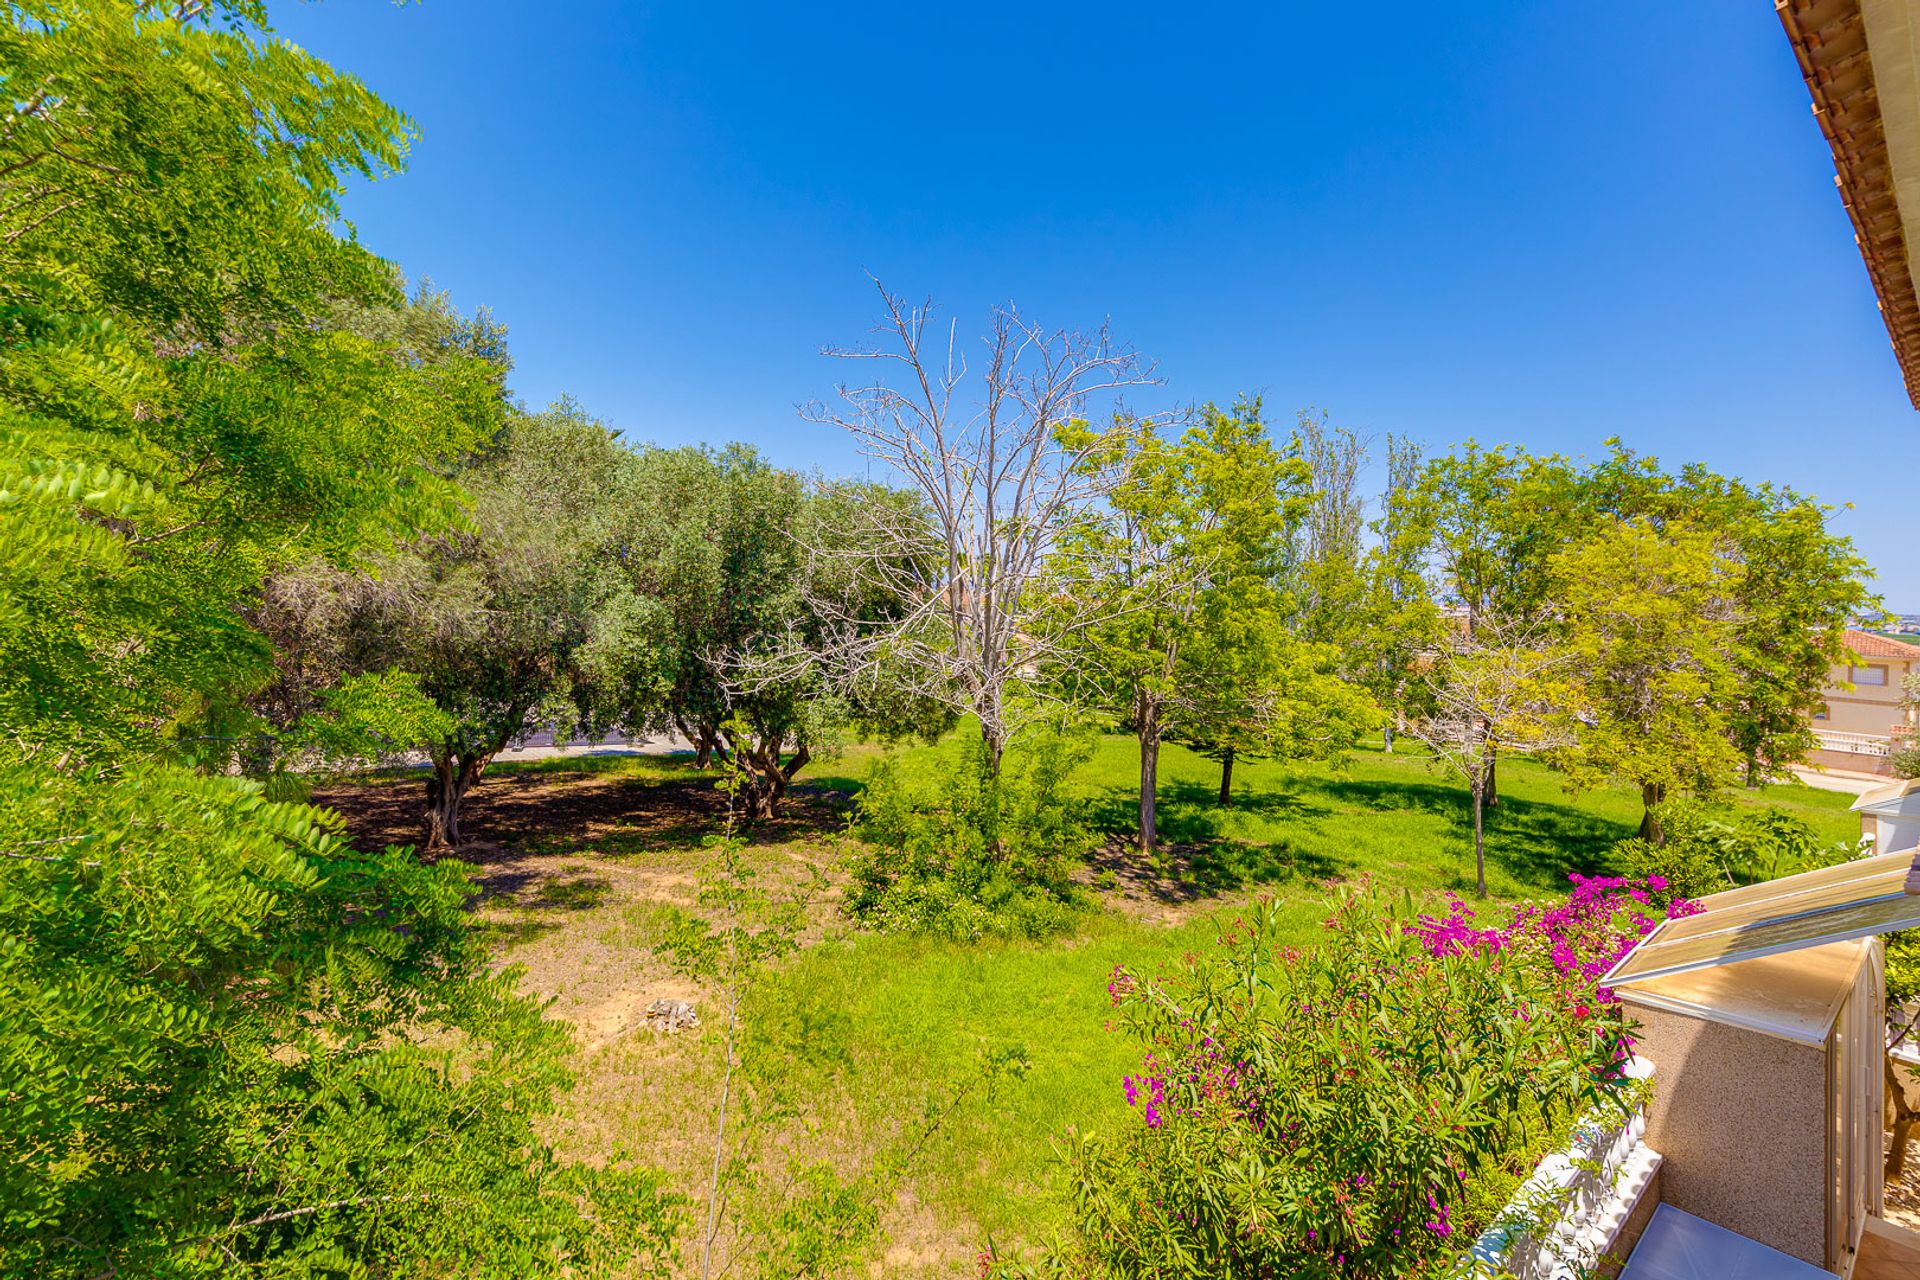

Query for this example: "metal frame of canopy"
[1602,850,1920,990]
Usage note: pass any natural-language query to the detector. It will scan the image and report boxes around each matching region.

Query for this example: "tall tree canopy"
[1055,400,1375,850]
[1403,441,1874,838]
[0,4,673,1274]
[602,446,934,818]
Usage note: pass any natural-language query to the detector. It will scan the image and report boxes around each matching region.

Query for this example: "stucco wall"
[1627,1005,1829,1266]
[1822,658,1916,736]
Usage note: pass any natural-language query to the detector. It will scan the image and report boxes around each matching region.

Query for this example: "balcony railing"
[1814,729,1894,756]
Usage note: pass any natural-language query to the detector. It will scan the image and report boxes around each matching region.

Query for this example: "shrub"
[1615,798,1865,899]
[844,730,1095,940]
[0,759,680,1279]
[1045,878,1676,1280]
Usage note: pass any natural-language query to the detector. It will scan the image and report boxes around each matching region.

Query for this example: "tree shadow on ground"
[466,872,615,947]
[1085,780,1333,848]
[1086,779,1345,908]
[1305,776,1629,891]
[310,768,852,900]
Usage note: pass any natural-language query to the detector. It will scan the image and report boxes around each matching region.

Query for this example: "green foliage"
[1582,443,1874,787]
[1613,797,1866,899]
[658,753,1027,1278]
[0,2,502,765]
[0,2,680,1272]
[846,730,1093,940]
[1404,441,1873,829]
[1887,929,1920,1009]
[1044,886,1631,1279]
[0,758,679,1278]
[596,448,937,816]
[1550,518,1739,816]
[1054,399,1375,843]
[1893,673,1920,781]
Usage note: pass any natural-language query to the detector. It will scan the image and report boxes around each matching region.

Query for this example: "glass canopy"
[1603,850,1920,988]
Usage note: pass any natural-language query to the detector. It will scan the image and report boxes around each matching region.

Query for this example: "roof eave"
[1778,0,1920,410]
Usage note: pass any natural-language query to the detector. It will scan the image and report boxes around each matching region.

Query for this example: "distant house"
[1807,630,1918,776]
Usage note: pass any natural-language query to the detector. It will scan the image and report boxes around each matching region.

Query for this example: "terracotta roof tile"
[1845,628,1920,660]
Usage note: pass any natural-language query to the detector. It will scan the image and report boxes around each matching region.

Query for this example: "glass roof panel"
[1633,854,1911,947]
[1613,943,1866,1046]
[1695,849,1912,913]
[1603,850,1920,988]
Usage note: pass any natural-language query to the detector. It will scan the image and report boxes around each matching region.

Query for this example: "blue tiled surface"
[1619,1205,1834,1280]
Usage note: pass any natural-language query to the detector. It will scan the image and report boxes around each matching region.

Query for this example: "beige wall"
[1627,1005,1830,1266]
[1819,657,1916,737]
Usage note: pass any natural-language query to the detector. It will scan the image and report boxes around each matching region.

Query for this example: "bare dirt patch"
[308,763,1082,1277]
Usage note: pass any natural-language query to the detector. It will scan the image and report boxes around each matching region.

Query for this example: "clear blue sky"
[277,0,1916,605]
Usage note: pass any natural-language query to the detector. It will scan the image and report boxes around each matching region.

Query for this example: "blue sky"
[277,1,1917,605]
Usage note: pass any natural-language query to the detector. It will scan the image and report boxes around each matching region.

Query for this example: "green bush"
[1616,798,1865,899]
[0,759,680,1278]
[844,730,1095,940]
[1040,884,1636,1279]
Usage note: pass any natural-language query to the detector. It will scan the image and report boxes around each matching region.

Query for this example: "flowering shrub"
[1413,872,1703,1008]
[1048,877,1689,1279]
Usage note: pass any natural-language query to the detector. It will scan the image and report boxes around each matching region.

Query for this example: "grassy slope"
[470,737,1859,1272]
[710,739,1854,1261]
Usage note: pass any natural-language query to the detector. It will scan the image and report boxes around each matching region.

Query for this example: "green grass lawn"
[404,735,1862,1275]
[756,736,1860,1261]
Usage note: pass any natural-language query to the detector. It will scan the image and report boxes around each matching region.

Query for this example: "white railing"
[1815,730,1893,756]
[1456,1059,1658,1279]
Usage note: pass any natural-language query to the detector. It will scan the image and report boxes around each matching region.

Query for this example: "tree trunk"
[1138,713,1160,854]
[1472,781,1488,898]
[1217,747,1235,808]
[1383,724,1395,754]
[735,733,810,821]
[1638,782,1667,845]
[1483,733,1499,808]
[1889,1053,1919,1178]
[1744,749,1761,790]
[980,722,1005,780]
[424,750,489,854]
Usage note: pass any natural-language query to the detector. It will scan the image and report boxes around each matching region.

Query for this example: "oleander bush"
[1037,876,1688,1280]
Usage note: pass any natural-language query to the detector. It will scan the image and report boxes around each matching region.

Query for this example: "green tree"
[1551,518,1740,842]
[1584,443,1874,787]
[0,5,676,1272]
[1402,445,1584,803]
[1292,422,1437,752]
[1891,672,1920,780]
[1058,400,1368,850]
[341,401,649,850]
[1175,620,1377,807]
[1356,434,1441,749]
[602,448,936,818]
[1404,614,1575,895]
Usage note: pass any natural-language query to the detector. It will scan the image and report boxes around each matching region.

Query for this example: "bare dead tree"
[1403,613,1576,897]
[801,281,1167,774]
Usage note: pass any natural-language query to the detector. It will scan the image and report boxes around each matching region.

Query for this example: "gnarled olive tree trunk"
[424,748,492,854]
[719,725,811,820]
